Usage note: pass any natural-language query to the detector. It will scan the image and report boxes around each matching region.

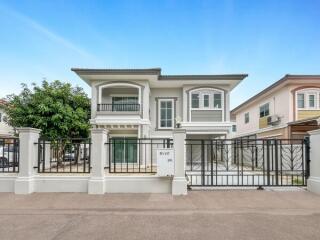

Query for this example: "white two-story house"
[72,68,247,164]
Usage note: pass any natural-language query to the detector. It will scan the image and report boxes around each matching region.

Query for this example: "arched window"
[189,88,223,110]
[296,88,320,110]
[189,87,224,122]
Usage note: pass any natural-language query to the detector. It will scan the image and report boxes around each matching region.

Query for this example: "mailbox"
[156,149,174,176]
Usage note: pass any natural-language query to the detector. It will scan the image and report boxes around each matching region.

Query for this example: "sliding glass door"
[112,138,137,163]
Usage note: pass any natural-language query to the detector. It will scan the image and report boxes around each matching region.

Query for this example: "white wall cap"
[308,129,320,136]
[90,128,109,135]
[173,128,186,134]
[17,127,41,134]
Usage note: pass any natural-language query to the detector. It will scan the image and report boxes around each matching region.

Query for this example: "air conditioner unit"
[267,115,280,125]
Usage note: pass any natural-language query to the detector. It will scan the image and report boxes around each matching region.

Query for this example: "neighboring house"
[0,99,14,138]
[231,75,320,139]
[72,68,247,161]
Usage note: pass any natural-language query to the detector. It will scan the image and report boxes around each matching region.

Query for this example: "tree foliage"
[4,80,90,139]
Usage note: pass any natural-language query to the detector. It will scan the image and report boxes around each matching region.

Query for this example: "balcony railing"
[97,104,140,112]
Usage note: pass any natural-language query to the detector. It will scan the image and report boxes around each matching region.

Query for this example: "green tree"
[4,80,90,139]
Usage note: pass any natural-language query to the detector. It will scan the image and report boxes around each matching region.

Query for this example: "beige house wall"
[233,79,320,139]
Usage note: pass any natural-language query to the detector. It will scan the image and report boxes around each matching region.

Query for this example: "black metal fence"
[97,104,140,112]
[0,138,19,173]
[107,138,173,173]
[185,138,310,187]
[37,138,91,173]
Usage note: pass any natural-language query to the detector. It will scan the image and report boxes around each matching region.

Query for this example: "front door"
[113,138,137,163]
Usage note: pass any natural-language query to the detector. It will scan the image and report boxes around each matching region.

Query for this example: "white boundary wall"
[307,129,320,194]
[0,128,185,195]
[0,175,172,193]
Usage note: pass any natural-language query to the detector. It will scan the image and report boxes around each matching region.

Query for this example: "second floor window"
[191,94,199,108]
[159,99,174,129]
[309,94,315,108]
[213,94,222,108]
[259,103,270,118]
[296,89,320,110]
[232,125,237,132]
[190,88,224,110]
[244,112,249,124]
[297,93,305,108]
[203,95,209,107]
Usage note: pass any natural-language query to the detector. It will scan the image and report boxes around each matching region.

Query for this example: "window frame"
[244,112,249,124]
[213,93,222,109]
[308,93,316,109]
[191,93,200,109]
[232,125,237,132]
[188,88,225,122]
[296,88,320,111]
[203,94,210,108]
[297,93,305,109]
[158,99,174,130]
[190,89,223,110]
[259,103,270,118]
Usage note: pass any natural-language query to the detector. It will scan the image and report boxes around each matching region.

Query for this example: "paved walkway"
[0,189,320,240]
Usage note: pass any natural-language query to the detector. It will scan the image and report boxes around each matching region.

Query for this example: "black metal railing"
[106,138,173,173]
[0,138,19,173]
[97,104,140,112]
[185,138,309,187]
[37,138,91,173]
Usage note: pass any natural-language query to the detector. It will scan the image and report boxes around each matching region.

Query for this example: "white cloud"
[0,4,99,61]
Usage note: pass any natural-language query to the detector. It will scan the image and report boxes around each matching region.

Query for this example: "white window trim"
[158,99,174,130]
[307,93,317,109]
[297,93,305,109]
[244,112,249,124]
[259,103,270,118]
[296,89,320,111]
[191,93,200,109]
[213,93,222,109]
[203,94,210,108]
[189,88,224,121]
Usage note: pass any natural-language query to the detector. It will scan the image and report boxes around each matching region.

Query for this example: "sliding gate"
[185,138,310,187]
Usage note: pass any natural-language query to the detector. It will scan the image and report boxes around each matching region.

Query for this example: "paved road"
[0,189,320,240]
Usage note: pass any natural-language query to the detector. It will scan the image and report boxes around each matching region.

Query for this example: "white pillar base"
[172,177,187,195]
[14,177,34,194]
[88,177,105,194]
[307,177,320,195]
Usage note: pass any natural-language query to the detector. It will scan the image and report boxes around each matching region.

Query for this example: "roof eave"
[71,68,162,76]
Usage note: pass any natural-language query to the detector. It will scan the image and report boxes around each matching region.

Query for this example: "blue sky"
[0,0,319,108]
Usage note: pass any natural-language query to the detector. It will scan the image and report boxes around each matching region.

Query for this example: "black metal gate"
[185,138,310,187]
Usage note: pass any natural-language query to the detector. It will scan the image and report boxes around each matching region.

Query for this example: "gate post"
[172,129,187,195]
[88,128,108,194]
[15,128,41,194]
[307,129,320,194]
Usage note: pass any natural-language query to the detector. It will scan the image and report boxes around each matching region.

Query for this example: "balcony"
[97,104,140,112]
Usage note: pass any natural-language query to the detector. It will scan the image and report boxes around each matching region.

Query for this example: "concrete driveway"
[0,189,320,240]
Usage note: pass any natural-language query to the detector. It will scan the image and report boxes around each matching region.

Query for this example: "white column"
[15,128,41,194]
[88,128,108,194]
[142,84,150,120]
[307,129,320,194]
[172,129,188,195]
[91,84,97,119]
[44,141,51,170]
